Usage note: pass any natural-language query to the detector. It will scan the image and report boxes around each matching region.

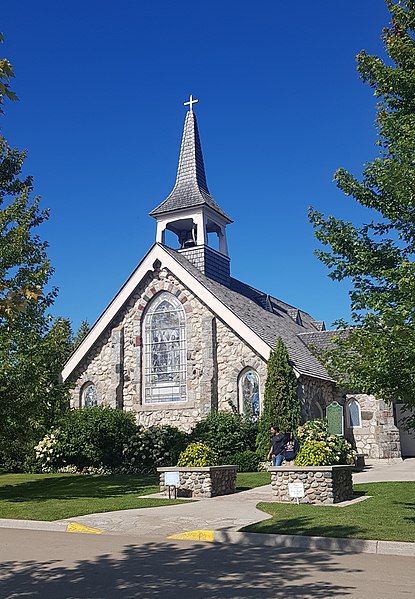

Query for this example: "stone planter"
[269,465,354,505]
[157,465,238,498]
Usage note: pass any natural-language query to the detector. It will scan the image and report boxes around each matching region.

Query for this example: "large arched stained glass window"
[81,383,99,408]
[238,369,260,420]
[144,292,187,404]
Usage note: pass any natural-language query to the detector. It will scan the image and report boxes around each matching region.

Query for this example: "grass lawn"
[236,471,270,490]
[243,482,415,543]
[0,473,184,521]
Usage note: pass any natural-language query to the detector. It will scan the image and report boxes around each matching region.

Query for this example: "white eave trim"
[62,244,275,382]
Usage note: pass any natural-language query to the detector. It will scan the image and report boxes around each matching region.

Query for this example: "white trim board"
[62,244,278,382]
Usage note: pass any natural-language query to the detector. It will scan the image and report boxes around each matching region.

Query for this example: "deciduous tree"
[309,1,415,427]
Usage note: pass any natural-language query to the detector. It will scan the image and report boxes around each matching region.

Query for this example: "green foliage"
[72,319,90,350]
[294,441,333,466]
[177,442,219,467]
[296,419,328,443]
[228,450,260,472]
[309,1,415,424]
[0,33,18,112]
[295,419,356,465]
[256,338,300,458]
[35,407,137,471]
[190,411,257,463]
[122,425,189,474]
[0,39,72,470]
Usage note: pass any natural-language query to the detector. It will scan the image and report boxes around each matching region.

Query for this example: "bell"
[180,228,196,249]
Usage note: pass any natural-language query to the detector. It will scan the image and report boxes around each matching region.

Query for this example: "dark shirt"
[271,433,288,456]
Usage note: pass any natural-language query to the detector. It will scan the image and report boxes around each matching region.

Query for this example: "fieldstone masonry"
[68,267,402,460]
[69,267,268,431]
[344,394,401,459]
[158,466,238,498]
[269,466,354,504]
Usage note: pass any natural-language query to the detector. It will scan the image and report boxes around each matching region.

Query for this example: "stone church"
[62,98,414,460]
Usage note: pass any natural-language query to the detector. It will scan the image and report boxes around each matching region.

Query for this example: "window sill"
[136,400,196,412]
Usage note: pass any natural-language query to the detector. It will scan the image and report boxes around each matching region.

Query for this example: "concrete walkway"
[60,458,415,538]
[64,484,274,538]
[0,458,413,540]
[354,457,415,483]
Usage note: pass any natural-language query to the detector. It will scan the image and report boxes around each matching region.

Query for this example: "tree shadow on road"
[0,537,360,598]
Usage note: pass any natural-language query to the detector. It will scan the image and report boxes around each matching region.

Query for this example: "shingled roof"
[150,109,232,222]
[164,246,334,382]
[298,329,349,353]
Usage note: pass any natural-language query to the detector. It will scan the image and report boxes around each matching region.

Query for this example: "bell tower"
[150,96,232,286]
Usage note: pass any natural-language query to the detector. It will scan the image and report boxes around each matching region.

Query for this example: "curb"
[0,519,67,533]
[0,519,102,535]
[1,518,413,556]
[213,530,415,557]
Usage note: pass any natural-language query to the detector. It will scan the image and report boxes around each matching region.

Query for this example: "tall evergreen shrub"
[256,338,300,458]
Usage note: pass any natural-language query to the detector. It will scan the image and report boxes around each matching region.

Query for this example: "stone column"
[199,316,218,416]
[109,326,124,409]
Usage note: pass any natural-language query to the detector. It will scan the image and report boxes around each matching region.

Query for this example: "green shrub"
[256,338,300,458]
[296,419,328,444]
[295,419,356,466]
[122,425,189,474]
[228,450,260,472]
[294,440,334,466]
[35,407,137,471]
[191,411,257,463]
[177,442,219,467]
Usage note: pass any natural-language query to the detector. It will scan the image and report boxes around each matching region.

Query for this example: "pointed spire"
[150,100,232,222]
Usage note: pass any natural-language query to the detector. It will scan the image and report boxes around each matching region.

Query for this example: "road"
[0,528,413,599]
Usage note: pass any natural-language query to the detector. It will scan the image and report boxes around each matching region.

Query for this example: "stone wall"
[269,466,354,504]
[298,376,336,421]
[69,265,266,432]
[158,466,238,498]
[344,394,401,459]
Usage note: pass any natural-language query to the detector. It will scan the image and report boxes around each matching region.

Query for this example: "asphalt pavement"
[1,528,414,599]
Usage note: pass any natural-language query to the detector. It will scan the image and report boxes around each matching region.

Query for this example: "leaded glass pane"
[349,400,361,427]
[83,384,98,408]
[144,293,186,404]
[240,370,260,420]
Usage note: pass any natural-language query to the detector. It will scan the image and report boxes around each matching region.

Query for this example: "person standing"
[267,426,287,466]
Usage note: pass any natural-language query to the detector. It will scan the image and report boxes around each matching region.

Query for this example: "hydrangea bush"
[34,432,60,472]
[122,425,188,474]
[295,419,356,466]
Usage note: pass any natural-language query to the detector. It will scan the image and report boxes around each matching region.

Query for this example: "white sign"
[165,471,180,486]
[288,482,305,498]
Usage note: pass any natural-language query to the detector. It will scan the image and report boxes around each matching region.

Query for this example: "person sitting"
[283,432,299,463]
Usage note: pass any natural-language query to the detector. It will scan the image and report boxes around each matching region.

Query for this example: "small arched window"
[81,383,99,408]
[144,291,186,404]
[347,398,362,428]
[238,369,260,420]
[311,401,324,420]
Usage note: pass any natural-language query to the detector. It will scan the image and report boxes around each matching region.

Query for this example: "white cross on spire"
[184,94,198,112]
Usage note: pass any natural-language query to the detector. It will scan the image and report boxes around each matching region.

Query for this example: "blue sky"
[2,1,389,332]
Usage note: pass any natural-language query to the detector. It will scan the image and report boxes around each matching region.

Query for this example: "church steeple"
[150,97,232,286]
[150,99,231,222]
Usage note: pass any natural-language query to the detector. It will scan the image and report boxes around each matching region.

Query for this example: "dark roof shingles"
[150,111,232,221]
[164,246,334,381]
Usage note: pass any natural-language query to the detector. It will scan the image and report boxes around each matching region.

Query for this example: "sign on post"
[288,481,305,505]
[165,471,180,499]
[165,471,180,486]
[326,401,344,436]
